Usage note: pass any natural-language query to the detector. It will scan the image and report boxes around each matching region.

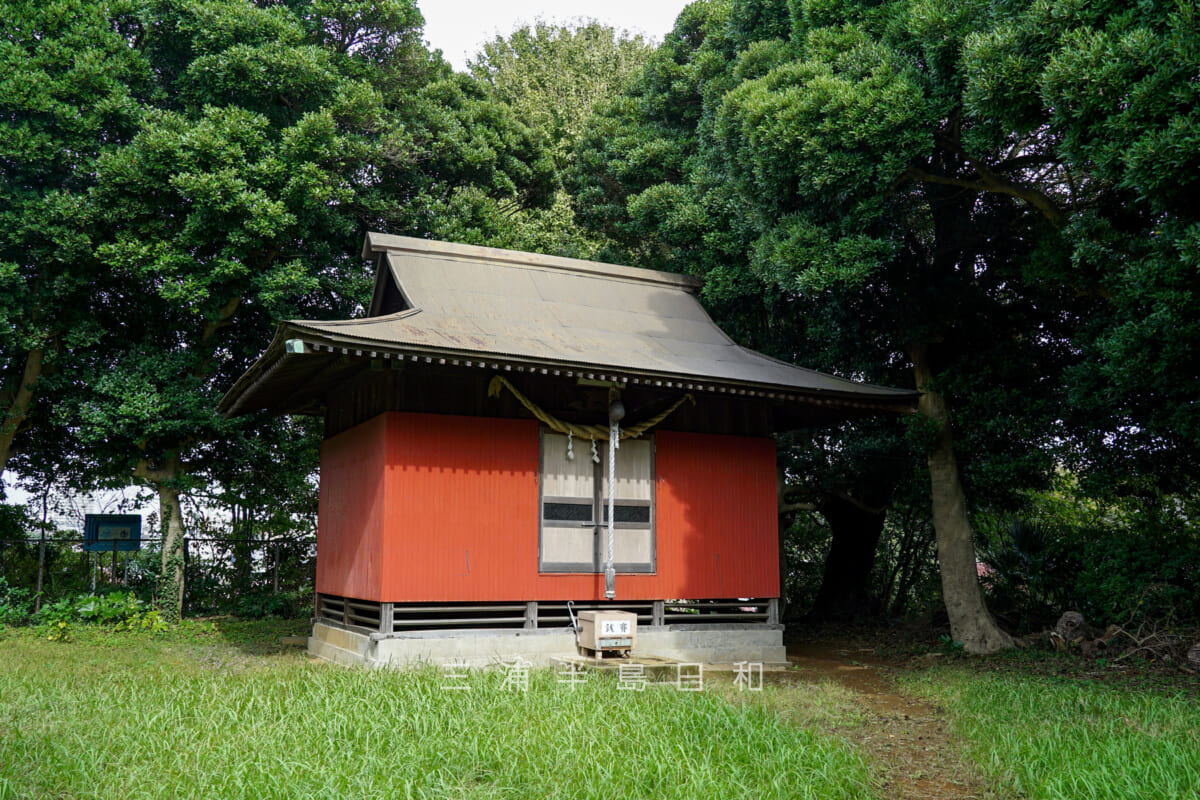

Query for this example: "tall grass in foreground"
[904,669,1200,800]
[0,632,873,800]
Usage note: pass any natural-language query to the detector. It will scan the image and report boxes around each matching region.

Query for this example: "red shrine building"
[221,235,916,666]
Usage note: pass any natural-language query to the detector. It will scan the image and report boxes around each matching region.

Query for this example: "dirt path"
[786,643,1004,800]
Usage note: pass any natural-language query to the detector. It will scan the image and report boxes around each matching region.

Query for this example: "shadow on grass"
[197,615,312,657]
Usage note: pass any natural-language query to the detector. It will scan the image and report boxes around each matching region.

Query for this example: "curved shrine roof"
[220,235,918,420]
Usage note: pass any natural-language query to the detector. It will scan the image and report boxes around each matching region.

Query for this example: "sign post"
[83,515,142,589]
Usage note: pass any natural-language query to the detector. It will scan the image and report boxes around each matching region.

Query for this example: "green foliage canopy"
[469,19,653,173]
[572,0,1199,497]
[567,0,1200,643]
[0,0,151,474]
[2,0,559,617]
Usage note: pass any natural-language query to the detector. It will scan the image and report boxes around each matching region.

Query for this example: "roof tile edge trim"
[283,338,919,412]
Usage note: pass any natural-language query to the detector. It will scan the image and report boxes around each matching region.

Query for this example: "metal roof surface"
[220,235,919,416]
[291,235,909,397]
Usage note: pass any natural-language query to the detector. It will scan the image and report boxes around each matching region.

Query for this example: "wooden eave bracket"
[285,340,916,414]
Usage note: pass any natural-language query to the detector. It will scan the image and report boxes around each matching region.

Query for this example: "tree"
[0,0,149,474]
[567,1,733,270]
[5,0,554,621]
[402,20,658,261]
[469,19,652,175]
[69,0,394,618]
[184,415,321,603]
[569,1,918,621]
[960,0,1200,484]
[569,0,1116,651]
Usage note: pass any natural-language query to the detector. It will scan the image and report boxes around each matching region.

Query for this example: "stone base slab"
[309,621,786,668]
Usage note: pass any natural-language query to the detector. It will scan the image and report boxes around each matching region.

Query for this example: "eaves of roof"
[219,235,920,419]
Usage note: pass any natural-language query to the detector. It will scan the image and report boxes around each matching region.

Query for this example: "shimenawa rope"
[487,376,693,440]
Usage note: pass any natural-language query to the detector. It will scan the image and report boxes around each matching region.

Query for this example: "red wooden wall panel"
[315,414,388,599]
[317,413,779,603]
[379,413,541,601]
[653,431,780,599]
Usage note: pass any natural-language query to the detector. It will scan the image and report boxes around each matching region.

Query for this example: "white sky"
[419,0,691,71]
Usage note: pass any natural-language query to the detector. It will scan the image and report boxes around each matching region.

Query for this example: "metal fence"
[0,536,316,617]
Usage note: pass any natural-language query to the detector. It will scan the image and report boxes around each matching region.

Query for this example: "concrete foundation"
[309,620,787,668]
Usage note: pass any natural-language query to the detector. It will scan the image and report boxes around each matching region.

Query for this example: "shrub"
[979,492,1200,631]
[0,577,32,626]
[34,591,166,631]
[231,588,312,620]
[1072,526,1199,625]
[976,518,1080,631]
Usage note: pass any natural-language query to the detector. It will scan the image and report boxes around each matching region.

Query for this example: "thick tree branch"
[200,295,242,343]
[904,163,1065,227]
[923,134,1069,227]
[830,490,888,516]
[903,165,991,193]
[971,159,1066,226]
[0,346,44,474]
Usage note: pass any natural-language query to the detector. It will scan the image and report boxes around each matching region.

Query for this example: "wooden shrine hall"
[220,234,918,666]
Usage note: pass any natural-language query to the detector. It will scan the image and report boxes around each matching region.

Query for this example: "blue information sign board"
[83,514,142,552]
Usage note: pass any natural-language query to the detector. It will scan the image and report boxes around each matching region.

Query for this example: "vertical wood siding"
[378,413,540,601]
[315,414,389,599]
[319,413,780,602]
[653,431,780,599]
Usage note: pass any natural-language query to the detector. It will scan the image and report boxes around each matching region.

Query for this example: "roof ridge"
[288,308,422,328]
[733,344,911,394]
[362,233,703,293]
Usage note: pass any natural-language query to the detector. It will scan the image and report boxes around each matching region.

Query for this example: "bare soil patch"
[785,641,1007,800]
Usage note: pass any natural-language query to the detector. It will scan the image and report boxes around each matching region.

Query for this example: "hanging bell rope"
[604,409,620,600]
[487,375,694,439]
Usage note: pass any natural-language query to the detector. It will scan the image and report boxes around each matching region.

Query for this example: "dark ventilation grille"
[543,502,593,522]
[317,594,382,631]
[536,601,654,629]
[391,602,527,631]
[663,599,771,624]
[605,505,651,524]
[315,596,776,632]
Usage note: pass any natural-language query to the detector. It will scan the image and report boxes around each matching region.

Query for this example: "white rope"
[605,419,618,598]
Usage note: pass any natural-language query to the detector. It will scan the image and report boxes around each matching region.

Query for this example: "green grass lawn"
[903,667,1200,800]
[0,622,872,800]
[4,621,1198,800]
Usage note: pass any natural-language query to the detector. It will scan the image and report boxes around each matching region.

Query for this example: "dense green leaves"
[958,0,1200,469]
[3,0,558,485]
[567,0,1198,636]
[469,20,652,174]
[0,0,151,472]
[573,0,1199,494]
[397,19,659,259]
[717,43,932,220]
[1,0,561,615]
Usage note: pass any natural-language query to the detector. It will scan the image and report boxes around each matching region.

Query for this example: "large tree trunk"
[911,343,1014,654]
[809,493,886,620]
[157,475,186,623]
[138,455,186,623]
[0,347,43,473]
